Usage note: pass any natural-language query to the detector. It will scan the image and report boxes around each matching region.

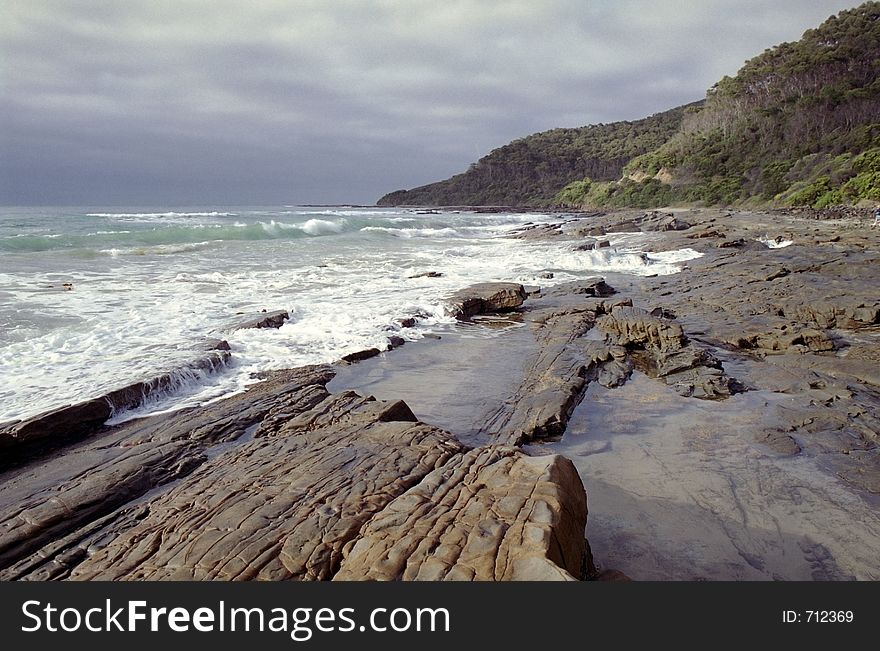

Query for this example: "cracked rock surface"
[3,207,878,582]
[0,364,587,581]
[336,207,880,580]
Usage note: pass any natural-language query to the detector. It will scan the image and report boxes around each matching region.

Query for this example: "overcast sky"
[0,0,862,206]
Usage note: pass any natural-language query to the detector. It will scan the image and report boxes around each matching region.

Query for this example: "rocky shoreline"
[1,208,878,581]
[331,206,880,580]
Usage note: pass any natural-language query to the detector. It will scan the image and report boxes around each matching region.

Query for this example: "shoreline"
[1,207,878,580]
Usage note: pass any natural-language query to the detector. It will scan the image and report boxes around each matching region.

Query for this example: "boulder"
[0,399,112,458]
[596,305,687,352]
[569,278,616,297]
[340,348,382,364]
[235,310,289,330]
[573,238,611,251]
[656,215,691,232]
[448,283,527,320]
[334,448,587,581]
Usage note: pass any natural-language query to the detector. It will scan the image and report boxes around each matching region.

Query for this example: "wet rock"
[485,306,601,445]
[688,229,726,239]
[738,329,836,354]
[334,448,587,581]
[387,336,406,349]
[596,306,737,399]
[0,351,231,466]
[567,278,616,297]
[634,211,691,232]
[649,307,677,319]
[0,365,337,576]
[596,305,687,352]
[409,271,444,279]
[0,361,590,583]
[589,211,691,234]
[510,223,563,240]
[235,310,289,330]
[0,400,112,458]
[622,207,880,492]
[340,348,382,364]
[484,288,735,445]
[793,302,879,330]
[756,430,802,455]
[763,267,790,281]
[715,238,763,251]
[448,282,527,320]
[572,239,609,251]
[573,241,601,251]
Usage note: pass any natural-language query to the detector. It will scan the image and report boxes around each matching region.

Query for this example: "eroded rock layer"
[0,364,587,582]
[334,447,586,581]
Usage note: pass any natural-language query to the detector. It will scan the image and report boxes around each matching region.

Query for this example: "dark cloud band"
[0,0,859,205]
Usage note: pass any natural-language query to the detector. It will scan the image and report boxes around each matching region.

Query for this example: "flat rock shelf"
[1,207,878,581]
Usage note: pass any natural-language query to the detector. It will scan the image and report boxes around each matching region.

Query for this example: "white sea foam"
[99,241,216,256]
[258,220,298,235]
[87,211,237,218]
[3,232,64,239]
[758,237,793,248]
[361,226,462,238]
[305,209,412,217]
[300,218,346,235]
[0,206,705,423]
[646,248,704,263]
[254,219,346,236]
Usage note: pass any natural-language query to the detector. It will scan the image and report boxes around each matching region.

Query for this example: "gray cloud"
[0,0,861,205]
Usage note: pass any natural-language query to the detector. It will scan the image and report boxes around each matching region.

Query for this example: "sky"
[0,0,864,206]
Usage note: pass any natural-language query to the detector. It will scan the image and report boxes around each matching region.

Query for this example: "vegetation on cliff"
[377,104,696,206]
[558,2,880,208]
[380,3,880,209]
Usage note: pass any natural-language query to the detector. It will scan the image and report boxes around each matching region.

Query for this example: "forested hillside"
[379,3,879,209]
[555,2,880,208]
[377,104,696,206]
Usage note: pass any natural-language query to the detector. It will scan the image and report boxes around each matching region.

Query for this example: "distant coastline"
[378,4,880,213]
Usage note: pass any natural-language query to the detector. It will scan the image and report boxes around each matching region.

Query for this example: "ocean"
[0,205,701,424]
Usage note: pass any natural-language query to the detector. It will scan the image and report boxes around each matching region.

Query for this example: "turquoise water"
[0,206,698,423]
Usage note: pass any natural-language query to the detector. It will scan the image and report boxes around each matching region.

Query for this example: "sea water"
[0,206,702,423]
